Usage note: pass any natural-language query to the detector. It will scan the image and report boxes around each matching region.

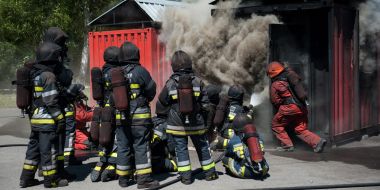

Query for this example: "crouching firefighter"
[223,114,269,179]
[151,101,177,173]
[90,46,119,182]
[158,50,218,185]
[212,85,246,150]
[267,61,327,152]
[19,42,69,188]
[114,41,159,188]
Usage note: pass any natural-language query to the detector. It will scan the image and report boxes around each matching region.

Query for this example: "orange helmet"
[267,61,285,78]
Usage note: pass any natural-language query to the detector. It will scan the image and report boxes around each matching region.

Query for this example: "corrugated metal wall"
[88,28,172,109]
[331,7,360,142]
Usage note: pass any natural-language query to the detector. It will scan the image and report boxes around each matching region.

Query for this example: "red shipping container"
[88,28,172,111]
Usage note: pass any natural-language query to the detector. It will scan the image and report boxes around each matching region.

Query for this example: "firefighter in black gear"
[151,101,177,173]
[158,50,218,185]
[205,85,222,143]
[19,42,69,188]
[115,41,159,188]
[214,85,246,150]
[41,27,78,181]
[90,46,119,183]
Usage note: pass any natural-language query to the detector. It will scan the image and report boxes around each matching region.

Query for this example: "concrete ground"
[1,108,380,190]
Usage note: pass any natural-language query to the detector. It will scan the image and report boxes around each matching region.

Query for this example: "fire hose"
[250,182,380,190]
[148,151,226,190]
[0,144,28,148]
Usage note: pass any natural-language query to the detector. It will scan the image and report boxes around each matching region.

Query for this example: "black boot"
[204,170,219,181]
[90,162,105,182]
[20,178,40,188]
[101,165,117,182]
[136,174,159,189]
[180,172,193,185]
[314,138,327,153]
[64,155,82,167]
[118,175,131,187]
[43,176,68,188]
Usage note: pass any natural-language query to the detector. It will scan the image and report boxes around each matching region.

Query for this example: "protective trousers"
[20,130,58,183]
[222,157,257,179]
[173,134,215,178]
[97,136,117,172]
[116,125,152,177]
[63,105,76,163]
[272,107,321,148]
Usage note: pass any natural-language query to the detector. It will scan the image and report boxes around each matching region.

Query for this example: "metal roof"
[88,0,185,26]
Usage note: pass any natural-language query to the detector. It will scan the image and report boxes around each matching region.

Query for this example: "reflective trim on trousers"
[23,164,37,171]
[177,160,191,167]
[136,168,152,175]
[201,158,214,166]
[166,129,207,136]
[116,169,133,176]
[178,165,191,172]
[136,163,152,170]
[42,169,57,176]
[201,162,215,171]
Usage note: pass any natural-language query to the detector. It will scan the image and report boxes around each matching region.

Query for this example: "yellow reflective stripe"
[228,114,235,121]
[23,164,37,170]
[228,129,234,138]
[171,95,178,100]
[170,160,178,172]
[194,92,200,97]
[94,166,102,171]
[57,155,64,161]
[43,170,57,176]
[109,152,117,158]
[223,139,229,148]
[34,108,39,114]
[132,113,151,119]
[65,112,74,117]
[202,162,215,171]
[116,114,121,120]
[55,114,64,121]
[178,165,191,172]
[64,152,71,156]
[105,104,110,107]
[34,86,43,92]
[130,84,140,89]
[106,165,115,170]
[136,168,152,175]
[105,82,111,87]
[116,169,133,176]
[131,93,137,99]
[241,166,246,176]
[98,151,105,157]
[260,142,265,152]
[166,129,207,136]
[31,119,55,125]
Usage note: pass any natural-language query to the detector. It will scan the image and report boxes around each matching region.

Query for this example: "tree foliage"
[0,0,118,87]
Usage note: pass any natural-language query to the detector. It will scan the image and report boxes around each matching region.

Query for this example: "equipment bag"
[111,67,129,111]
[213,95,230,127]
[99,106,114,147]
[90,107,102,143]
[243,124,263,163]
[91,67,104,101]
[177,75,194,114]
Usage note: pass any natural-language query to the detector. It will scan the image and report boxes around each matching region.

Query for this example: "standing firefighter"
[19,42,68,188]
[115,42,159,188]
[267,61,327,152]
[204,85,222,143]
[158,50,218,185]
[223,114,269,179]
[90,46,119,182]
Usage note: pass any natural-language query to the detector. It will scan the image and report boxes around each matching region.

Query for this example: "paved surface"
[1,108,380,190]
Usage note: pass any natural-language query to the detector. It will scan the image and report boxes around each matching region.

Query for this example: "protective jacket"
[158,71,208,136]
[220,100,245,139]
[30,64,63,131]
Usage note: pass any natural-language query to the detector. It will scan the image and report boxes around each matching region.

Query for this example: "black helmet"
[66,84,87,101]
[171,50,192,72]
[228,85,245,101]
[36,42,63,64]
[232,113,252,135]
[205,84,222,105]
[104,46,119,64]
[42,27,68,47]
[119,41,140,64]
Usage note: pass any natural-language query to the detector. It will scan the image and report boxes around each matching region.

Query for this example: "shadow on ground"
[270,146,380,170]
[0,117,30,138]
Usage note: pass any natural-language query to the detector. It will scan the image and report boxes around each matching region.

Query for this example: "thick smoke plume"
[159,1,280,95]
[359,0,380,74]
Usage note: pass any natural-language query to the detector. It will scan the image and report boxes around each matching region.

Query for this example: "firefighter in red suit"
[74,98,93,150]
[267,61,327,152]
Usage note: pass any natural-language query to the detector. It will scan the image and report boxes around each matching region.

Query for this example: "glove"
[56,118,66,134]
